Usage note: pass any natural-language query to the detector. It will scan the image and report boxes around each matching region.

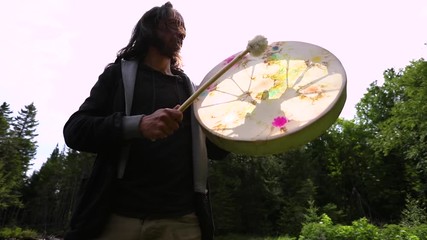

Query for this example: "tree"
[377,60,427,193]
[0,103,38,226]
[356,68,404,129]
[0,102,22,215]
[210,153,285,235]
[400,194,427,227]
[0,102,13,138]
[352,59,427,222]
[11,103,38,174]
[21,147,95,234]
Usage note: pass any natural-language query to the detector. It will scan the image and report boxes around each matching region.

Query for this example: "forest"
[0,59,426,239]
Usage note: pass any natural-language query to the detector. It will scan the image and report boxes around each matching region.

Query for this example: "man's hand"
[139,105,183,141]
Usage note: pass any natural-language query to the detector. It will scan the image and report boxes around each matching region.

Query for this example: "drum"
[194,41,347,155]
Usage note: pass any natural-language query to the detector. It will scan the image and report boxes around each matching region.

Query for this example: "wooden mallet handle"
[178,35,268,112]
[178,49,249,112]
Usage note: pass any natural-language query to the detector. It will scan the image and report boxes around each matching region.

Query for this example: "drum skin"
[194,41,347,155]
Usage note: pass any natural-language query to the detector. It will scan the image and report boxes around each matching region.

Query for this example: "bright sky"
[1,0,426,173]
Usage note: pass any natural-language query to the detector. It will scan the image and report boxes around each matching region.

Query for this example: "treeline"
[0,59,426,238]
[210,59,427,237]
[0,102,38,225]
[0,101,96,236]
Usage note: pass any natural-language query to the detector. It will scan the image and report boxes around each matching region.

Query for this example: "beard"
[151,33,182,58]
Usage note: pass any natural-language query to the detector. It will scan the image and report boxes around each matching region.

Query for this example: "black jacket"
[63,62,227,240]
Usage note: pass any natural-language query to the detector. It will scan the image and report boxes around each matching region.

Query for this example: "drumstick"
[178,35,268,112]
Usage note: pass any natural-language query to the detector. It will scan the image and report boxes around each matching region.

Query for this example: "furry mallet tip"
[247,35,268,57]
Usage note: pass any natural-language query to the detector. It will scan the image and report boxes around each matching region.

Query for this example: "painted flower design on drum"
[207,83,218,92]
[224,54,236,64]
[200,83,219,97]
[272,116,289,133]
[298,85,324,102]
[223,54,249,68]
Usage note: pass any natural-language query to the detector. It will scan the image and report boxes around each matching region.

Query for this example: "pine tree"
[0,102,21,212]
[0,103,38,226]
[21,147,96,234]
[11,103,38,174]
[0,102,13,138]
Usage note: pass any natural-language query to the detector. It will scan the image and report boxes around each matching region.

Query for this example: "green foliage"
[299,216,381,240]
[211,154,285,235]
[302,200,320,225]
[379,224,420,240]
[275,148,320,235]
[350,59,427,221]
[410,224,427,240]
[0,103,22,210]
[0,102,38,215]
[299,215,427,240]
[401,195,427,227]
[359,59,427,195]
[332,225,354,239]
[11,103,38,173]
[0,227,38,239]
[0,162,21,209]
[351,217,380,239]
[299,222,330,240]
[0,101,95,232]
[20,147,95,234]
[376,60,427,158]
[306,118,392,221]
[0,103,12,137]
[215,234,296,240]
[1,58,426,238]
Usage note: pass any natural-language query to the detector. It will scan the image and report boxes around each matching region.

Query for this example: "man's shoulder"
[173,69,190,80]
[94,62,122,87]
[104,61,122,72]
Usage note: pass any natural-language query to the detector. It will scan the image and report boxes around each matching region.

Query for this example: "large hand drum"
[194,41,347,155]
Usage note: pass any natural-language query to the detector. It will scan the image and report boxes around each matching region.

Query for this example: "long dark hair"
[115,2,185,69]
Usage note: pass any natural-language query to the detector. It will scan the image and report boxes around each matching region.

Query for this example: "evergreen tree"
[21,146,66,233]
[21,147,95,234]
[0,102,13,138]
[0,102,22,213]
[11,103,38,174]
[0,103,38,226]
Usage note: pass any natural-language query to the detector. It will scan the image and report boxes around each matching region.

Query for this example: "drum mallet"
[178,35,268,112]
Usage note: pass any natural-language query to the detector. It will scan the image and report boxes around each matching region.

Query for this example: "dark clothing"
[114,65,195,218]
[63,61,228,240]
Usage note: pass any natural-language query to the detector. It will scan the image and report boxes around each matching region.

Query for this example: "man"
[63,2,228,240]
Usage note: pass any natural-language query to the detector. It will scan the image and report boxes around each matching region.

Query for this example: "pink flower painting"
[272,116,289,133]
[224,55,236,64]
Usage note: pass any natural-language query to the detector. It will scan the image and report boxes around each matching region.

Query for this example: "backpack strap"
[117,59,138,179]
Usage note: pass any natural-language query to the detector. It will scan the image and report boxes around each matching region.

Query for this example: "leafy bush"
[401,195,427,227]
[331,225,353,239]
[299,215,381,240]
[215,223,427,240]
[298,214,427,240]
[298,214,334,240]
[379,224,419,240]
[298,222,330,240]
[408,224,427,240]
[0,227,38,239]
[351,217,379,240]
[216,234,296,240]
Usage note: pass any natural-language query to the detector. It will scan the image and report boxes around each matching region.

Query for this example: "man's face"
[153,16,186,58]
